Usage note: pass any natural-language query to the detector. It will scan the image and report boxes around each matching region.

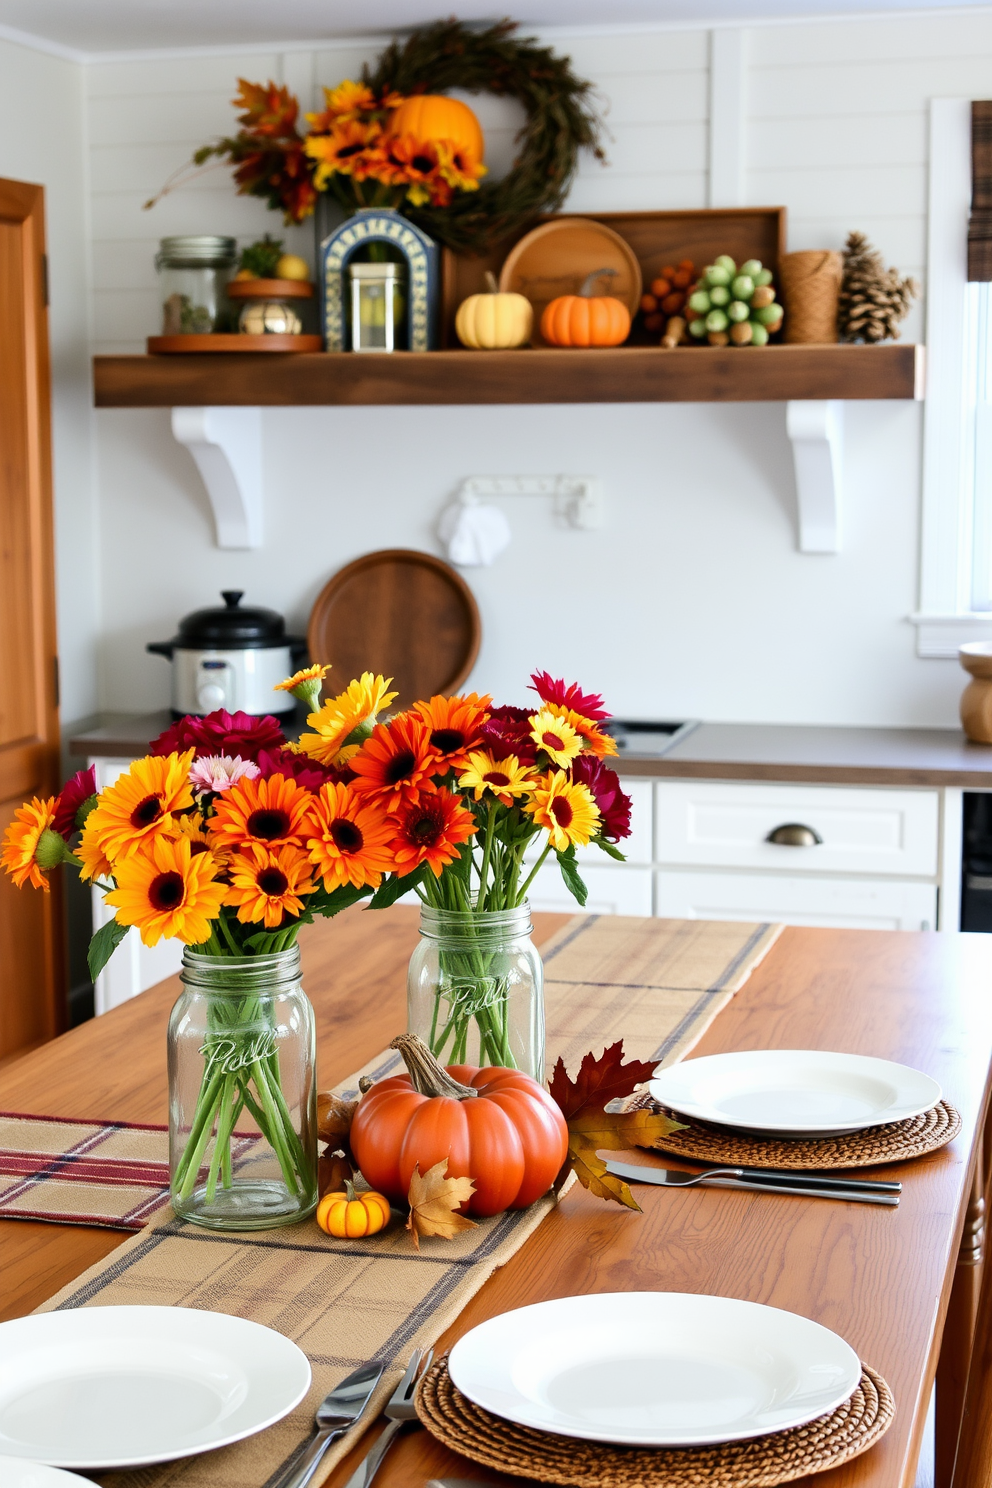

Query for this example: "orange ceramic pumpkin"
[541,285,631,348]
[316,1182,391,1238]
[386,95,484,169]
[350,1034,568,1218]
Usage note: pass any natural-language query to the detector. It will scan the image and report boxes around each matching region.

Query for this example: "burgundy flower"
[149,709,285,764]
[570,755,632,841]
[256,746,354,792]
[52,766,97,840]
[478,705,537,765]
[529,670,610,722]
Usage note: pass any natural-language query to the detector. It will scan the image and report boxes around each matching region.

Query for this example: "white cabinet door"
[528,862,654,916]
[655,870,938,931]
[655,782,939,877]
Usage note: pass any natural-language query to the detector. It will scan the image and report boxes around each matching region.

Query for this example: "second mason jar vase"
[408,903,544,1079]
[168,946,318,1230]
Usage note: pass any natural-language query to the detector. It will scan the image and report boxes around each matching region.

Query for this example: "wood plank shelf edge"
[93,342,924,408]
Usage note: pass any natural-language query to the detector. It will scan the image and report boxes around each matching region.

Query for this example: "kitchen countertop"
[67,712,992,787]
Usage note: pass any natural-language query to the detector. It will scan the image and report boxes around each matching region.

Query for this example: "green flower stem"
[515,841,553,906]
[251,1058,300,1194]
[205,1074,236,1203]
[175,1064,225,1197]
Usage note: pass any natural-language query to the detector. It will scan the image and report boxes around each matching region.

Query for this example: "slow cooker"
[148,591,307,717]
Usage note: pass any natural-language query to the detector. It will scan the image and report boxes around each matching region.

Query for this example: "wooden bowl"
[499,218,643,347]
[227,278,314,299]
[307,550,481,713]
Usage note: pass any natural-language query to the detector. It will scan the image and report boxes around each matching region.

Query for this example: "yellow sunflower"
[544,703,618,758]
[529,709,583,769]
[526,774,601,852]
[458,751,534,808]
[274,663,331,711]
[77,817,114,883]
[170,810,230,870]
[298,673,398,765]
[226,843,315,927]
[2,797,57,890]
[105,835,226,947]
[86,751,195,863]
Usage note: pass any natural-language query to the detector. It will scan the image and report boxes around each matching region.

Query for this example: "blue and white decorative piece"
[320,208,440,352]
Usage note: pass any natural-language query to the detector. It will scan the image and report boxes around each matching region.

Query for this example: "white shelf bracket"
[786,399,843,554]
[171,406,263,549]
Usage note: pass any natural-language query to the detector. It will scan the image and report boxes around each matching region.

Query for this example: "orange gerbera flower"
[414,692,491,773]
[86,751,195,862]
[105,835,226,947]
[305,118,382,187]
[226,843,315,928]
[376,134,453,207]
[2,797,58,890]
[307,782,395,892]
[209,772,316,851]
[545,704,619,759]
[529,709,583,769]
[349,714,436,810]
[389,788,477,878]
[526,774,600,852]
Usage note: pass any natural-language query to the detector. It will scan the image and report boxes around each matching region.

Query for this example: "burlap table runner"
[37,914,782,1488]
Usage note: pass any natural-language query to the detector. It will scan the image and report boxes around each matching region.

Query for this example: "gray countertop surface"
[67,713,992,787]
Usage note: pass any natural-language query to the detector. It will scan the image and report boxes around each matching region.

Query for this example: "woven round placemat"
[416,1355,894,1488]
[628,1096,961,1170]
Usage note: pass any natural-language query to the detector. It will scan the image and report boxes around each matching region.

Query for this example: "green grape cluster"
[686,256,784,346]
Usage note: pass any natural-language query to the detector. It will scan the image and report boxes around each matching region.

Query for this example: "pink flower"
[149,709,285,763]
[256,746,354,791]
[570,756,632,841]
[52,766,97,840]
[529,671,610,722]
[188,754,261,795]
[478,706,538,765]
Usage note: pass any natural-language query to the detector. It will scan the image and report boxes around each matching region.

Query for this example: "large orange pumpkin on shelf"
[386,95,484,169]
[350,1034,568,1218]
[541,268,631,348]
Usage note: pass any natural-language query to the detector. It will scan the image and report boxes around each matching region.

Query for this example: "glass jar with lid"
[349,262,407,351]
[157,236,237,335]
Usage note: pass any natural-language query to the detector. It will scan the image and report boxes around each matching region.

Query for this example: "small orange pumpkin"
[541,268,631,348]
[386,95,484,170]
[316,1181,391,1239]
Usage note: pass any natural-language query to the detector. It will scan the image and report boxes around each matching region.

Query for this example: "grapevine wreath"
[181,19,605,255]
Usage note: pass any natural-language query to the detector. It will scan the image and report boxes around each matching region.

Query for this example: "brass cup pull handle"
[766,822,823,847]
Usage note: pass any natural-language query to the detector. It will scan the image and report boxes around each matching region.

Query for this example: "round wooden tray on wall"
[499,217,643,347]
[307,550,481,712]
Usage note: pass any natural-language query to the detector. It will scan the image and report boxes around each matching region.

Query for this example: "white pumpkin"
[455,272,532,349]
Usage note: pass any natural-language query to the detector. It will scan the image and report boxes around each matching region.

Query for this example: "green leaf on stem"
[369,867,424,910]
[555,846,589,906]
[87,916,131,980]
[594,837,627,862]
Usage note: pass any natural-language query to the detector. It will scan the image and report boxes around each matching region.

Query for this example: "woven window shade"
[970,101,992,280]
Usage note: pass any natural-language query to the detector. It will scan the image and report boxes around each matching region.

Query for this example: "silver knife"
[605,1159,900,1206]
[272,1360,385,1488]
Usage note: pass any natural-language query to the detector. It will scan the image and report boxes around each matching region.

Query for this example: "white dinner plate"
[650,1048,941,1137]
[448,1292,861,1447]
[0,1306,311,1469]
[0,1461,94,1487]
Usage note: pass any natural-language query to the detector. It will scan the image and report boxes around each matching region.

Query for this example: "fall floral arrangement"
[151,19,602,255]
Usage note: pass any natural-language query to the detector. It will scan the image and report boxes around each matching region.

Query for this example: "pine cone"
[838,230,918,343]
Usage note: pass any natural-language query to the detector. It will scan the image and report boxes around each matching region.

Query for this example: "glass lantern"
[349,262,407,352]
[156,236,237,335]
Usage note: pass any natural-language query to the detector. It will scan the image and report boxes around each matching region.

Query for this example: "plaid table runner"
[30,914,782,1488]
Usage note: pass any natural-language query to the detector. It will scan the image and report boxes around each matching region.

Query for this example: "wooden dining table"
[2,906,992,1488]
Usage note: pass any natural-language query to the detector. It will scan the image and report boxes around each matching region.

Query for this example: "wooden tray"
[307,549,481,713]
[499,218,642,347]
[227,279,314,300]
[441,207,787,347]
[147,334,323,354]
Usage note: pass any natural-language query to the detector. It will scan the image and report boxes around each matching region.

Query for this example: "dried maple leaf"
[317,1093,358,1146]
[549,1040,657,1120]
[564,1106,687,1210]
[406,1160,478,1251]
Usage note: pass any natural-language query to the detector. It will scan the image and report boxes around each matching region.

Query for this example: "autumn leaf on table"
[549,1042,686,1211]
[406,1160,478,1250]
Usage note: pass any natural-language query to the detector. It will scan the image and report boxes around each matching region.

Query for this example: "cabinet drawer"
[655,870,937,931]
[528,862,653,917]
[655,781,939,877]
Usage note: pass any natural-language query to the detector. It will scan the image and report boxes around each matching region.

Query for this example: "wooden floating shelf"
[93,343,924,409]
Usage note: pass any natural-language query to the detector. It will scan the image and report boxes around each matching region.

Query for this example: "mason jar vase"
[408,904,544,1079]
[168,946,318,1230]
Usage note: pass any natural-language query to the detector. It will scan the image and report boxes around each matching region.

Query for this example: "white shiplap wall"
[80,13,992,726]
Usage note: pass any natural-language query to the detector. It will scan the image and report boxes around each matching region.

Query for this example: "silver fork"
[342,1346,434,1488]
